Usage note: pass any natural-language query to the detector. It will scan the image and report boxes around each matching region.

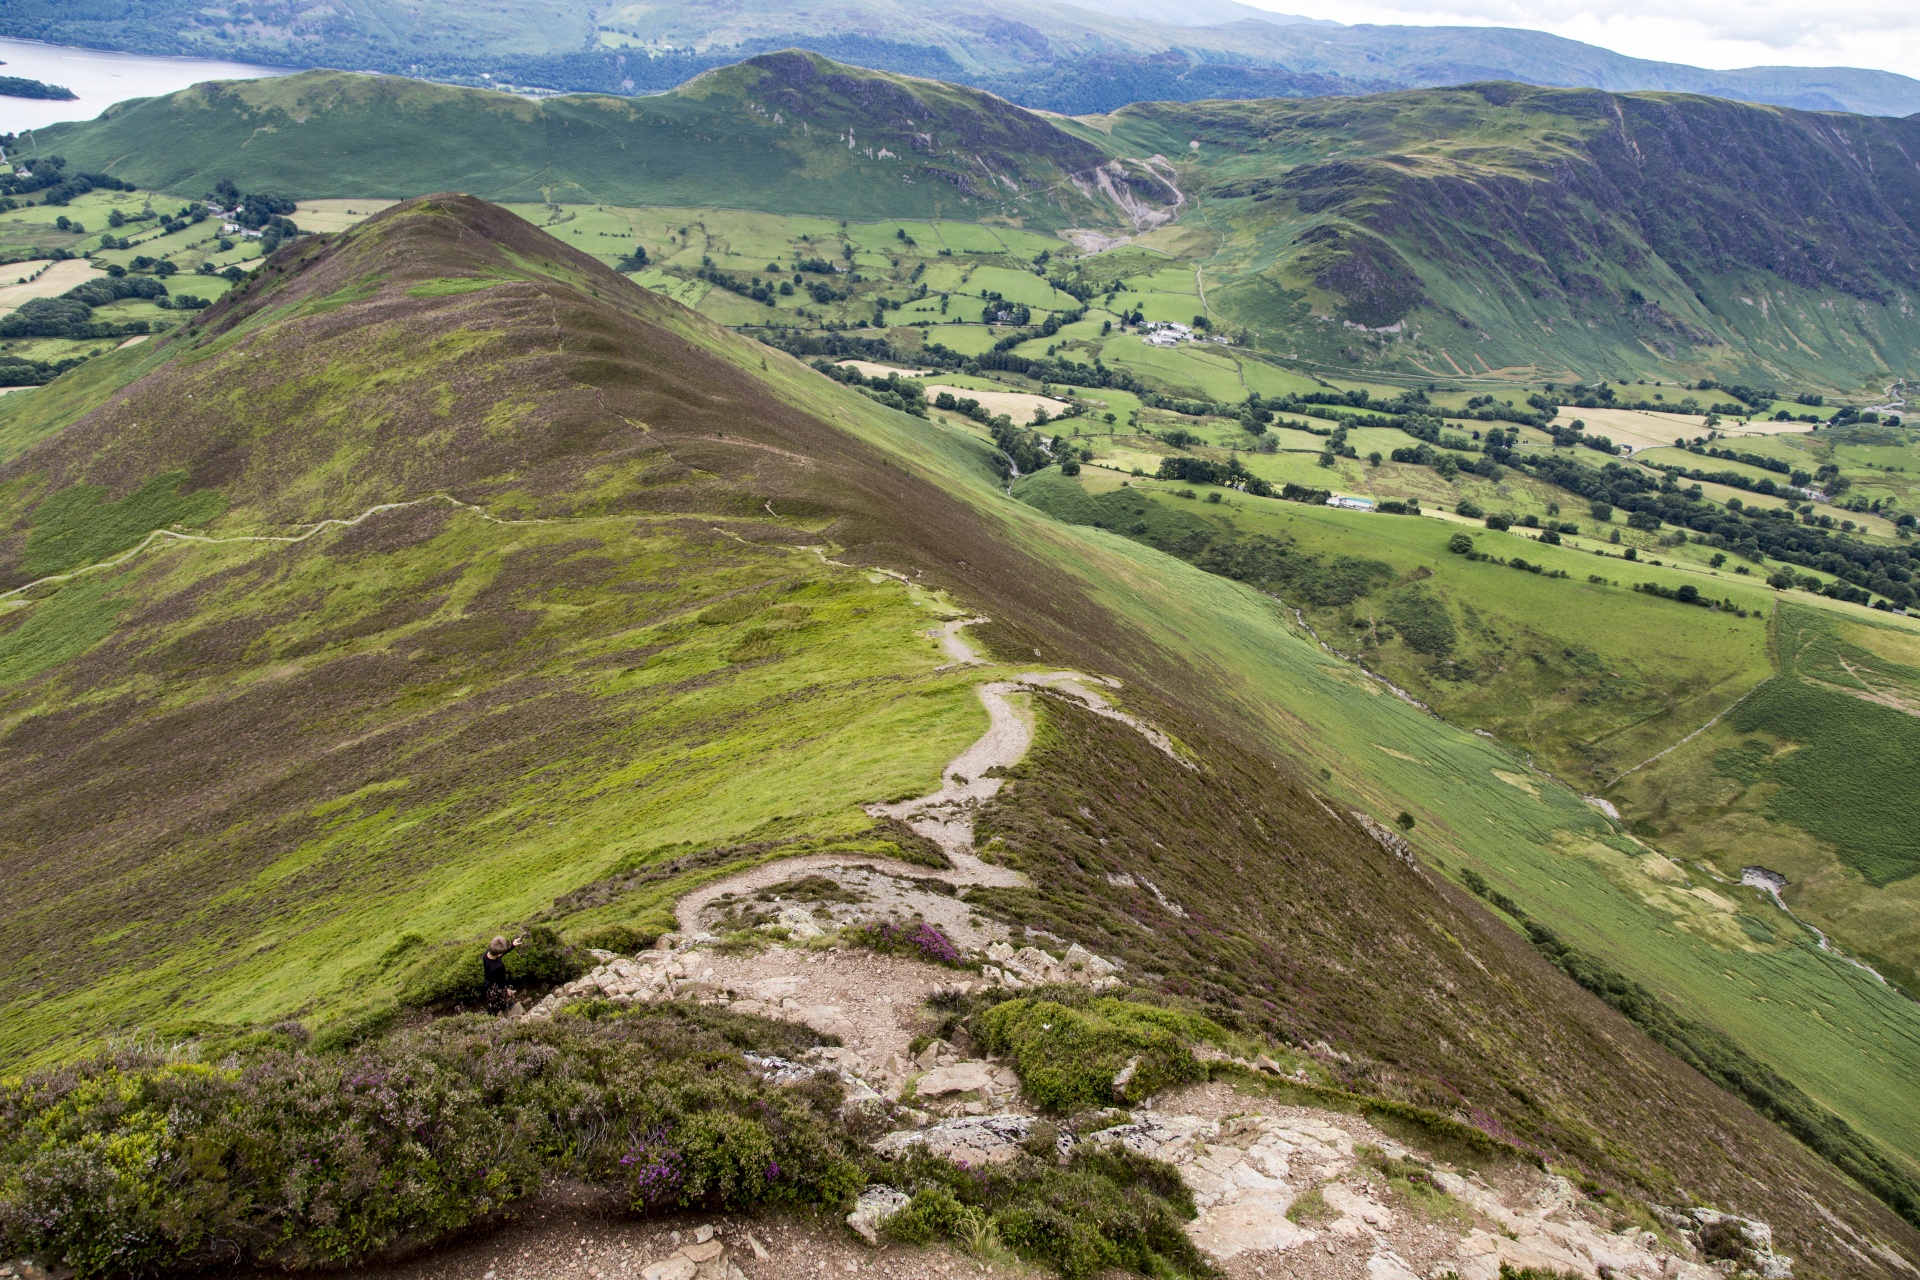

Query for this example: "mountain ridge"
[23,56,1153,226]
[30,58,1920,387]
[3,0,1919,116]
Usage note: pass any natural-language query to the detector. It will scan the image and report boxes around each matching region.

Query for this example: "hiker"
[483,933,525,1014]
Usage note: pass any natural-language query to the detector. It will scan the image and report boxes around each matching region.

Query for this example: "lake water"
[0,37,293,134]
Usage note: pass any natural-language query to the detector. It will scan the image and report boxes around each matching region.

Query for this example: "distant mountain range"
[36,53,1920,387]
[4,0,1919,116]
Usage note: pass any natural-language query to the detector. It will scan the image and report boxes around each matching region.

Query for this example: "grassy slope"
[1616,605,1920,991]
[1010,467,1920,1178]
[0,196,1020,1061]
[1,197,1917,1270]
[31,56,1122,228]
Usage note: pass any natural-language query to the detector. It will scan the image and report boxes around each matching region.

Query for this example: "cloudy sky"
[1244,0,1920,78]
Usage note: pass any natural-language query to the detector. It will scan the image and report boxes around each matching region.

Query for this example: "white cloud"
[1244,0,1920,77]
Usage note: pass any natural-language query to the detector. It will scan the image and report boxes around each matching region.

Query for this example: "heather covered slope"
[0,196,1916,1273]
[31,55,1139,225]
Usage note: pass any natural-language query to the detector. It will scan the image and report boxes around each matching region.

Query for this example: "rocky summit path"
[313,924,1764,1280]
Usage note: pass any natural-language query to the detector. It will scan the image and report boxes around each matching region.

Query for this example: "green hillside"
[0,194,1917,1274]
[28,55,1135,226]
[1102,83,1920,391]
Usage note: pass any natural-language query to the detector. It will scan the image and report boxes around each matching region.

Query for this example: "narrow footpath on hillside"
[211,612,1785,1280]
[434,618,1758,1280]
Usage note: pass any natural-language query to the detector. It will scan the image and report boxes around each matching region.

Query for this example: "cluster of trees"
[810,360,928,419]
[1681,443,1791,475]
[1548,380,1750,416]
[982,307,1085,355]
[990,416,1065,477]
[0,352,86,386]
[1389,439,1500,484]
[0,156,134,206]
[0,76,75,101]
[1633,580,1743,612]
[1694,379,1776,409]
[1156,453,1274,497]
[698,266,786,306]
[976,349,1141,396]
[981,296,1031,327]
[1828,406,1899,428]
[1547,420,1621,455]
[1652,460,1809,500]
[209,181,293,229]
[1280,483,1332,505]
[205,180,302,255]
[1371,423,1910,607]
[0,275,170,339]
[1492,450,1916,608]
[932,391,997,426]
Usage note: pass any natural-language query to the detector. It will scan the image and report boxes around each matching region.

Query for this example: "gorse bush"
[976,996,1216,1111]
[884,1145,1210,1279]
[0,1005,862,1277]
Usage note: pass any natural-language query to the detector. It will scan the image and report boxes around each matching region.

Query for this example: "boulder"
[846,1185,911,1244]
[875,1113,1071,1164]
[639,1239,743,1280]
[915,1061,999,1097]
[1063,942,1118,978]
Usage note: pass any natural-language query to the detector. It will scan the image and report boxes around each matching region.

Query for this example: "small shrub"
[846,919,969,967]
[1286,1184,1332,1224]
[886,1145,1204,1279]
[974,996,1214,1111]
[1698,1218,1756,1264]
[885,1185,971,1243]
[1447,532,1474,554]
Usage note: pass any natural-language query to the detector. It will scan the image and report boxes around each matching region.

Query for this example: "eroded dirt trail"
[680,618,1187,920]
[498,929,1749,1280]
